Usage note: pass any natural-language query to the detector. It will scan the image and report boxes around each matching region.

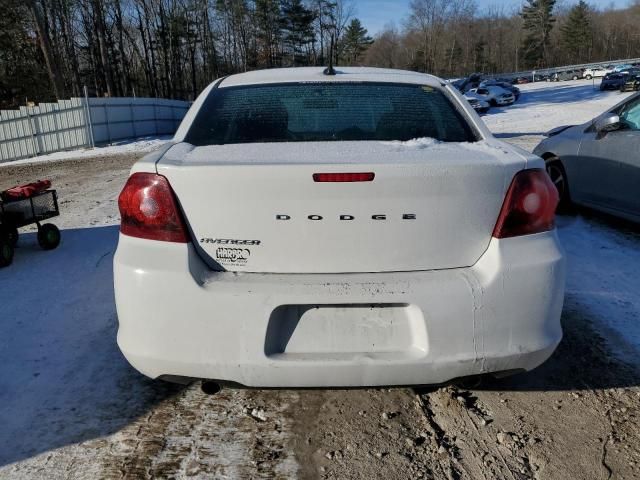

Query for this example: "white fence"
[0,97,190,163]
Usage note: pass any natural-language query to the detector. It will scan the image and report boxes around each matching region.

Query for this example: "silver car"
[533,93,640,222]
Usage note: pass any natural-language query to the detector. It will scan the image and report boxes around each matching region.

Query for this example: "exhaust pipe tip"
[201,381,222,395]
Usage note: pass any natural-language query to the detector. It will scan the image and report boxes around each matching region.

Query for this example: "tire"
[0,239,13,268]
[572,76,579,80]
[545,158,571,212]
[585,75,592,80]
[37,223,61,250]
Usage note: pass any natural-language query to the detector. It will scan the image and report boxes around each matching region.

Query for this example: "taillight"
[492,169,559,239]
[118,173,189,243]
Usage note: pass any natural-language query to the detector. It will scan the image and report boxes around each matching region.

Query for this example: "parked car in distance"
[600,73,627,91]
[114,67,565,388]
[480,80,521,100]
[513,76,530,84]
[613,64,633,73]
[620,74,640,92]
[464,93,491,113]
[468,86,515,106]
[456,73,484,93]
[534,92,640,222]
[583,67,607,80]
[551,70,582,81]
[532,73,551,82]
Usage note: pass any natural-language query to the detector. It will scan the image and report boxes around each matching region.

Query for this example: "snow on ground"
[558,216,640,366]
[1,136,171,167]
[483,79,636,151]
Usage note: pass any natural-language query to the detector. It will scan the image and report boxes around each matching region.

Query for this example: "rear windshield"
[185,82,477,145]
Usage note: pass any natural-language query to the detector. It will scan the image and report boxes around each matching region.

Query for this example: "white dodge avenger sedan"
[114,67,565,388]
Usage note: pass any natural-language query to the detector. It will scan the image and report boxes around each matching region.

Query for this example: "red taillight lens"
[313,172,375,182]
[492,169,559,239]
[118,173,189,243]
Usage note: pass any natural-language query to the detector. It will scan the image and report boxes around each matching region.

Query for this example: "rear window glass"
[185,82,477,145]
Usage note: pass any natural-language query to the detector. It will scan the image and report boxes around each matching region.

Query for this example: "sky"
[356,0,632,35]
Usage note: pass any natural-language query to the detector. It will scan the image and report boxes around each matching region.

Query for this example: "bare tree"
[5,0,640,107]
[26,0,66,99]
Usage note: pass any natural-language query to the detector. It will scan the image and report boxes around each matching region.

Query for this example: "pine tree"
[521,0,556,68]
[280,0,316,66]
[341,19,373,65]
[561,0,592,61]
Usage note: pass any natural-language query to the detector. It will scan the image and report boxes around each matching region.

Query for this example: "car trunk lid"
[157,141,523,273]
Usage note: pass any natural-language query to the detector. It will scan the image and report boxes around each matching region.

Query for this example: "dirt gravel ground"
[1,151,639,480]
[0,154,135,230]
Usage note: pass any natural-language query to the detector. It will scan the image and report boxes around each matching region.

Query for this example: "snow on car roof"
[217,67,445,88]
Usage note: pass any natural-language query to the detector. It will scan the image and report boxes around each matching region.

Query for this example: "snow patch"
[380,137,441,148]
[559,216,640,366]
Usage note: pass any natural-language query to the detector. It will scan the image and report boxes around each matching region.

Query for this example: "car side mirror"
[595,113,621,135]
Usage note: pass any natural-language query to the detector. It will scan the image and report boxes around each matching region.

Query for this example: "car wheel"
[572,76,579,80]
[585,75,592,80]
[37,223,61,250]
[545,158,571,212]
[0,238,14,268]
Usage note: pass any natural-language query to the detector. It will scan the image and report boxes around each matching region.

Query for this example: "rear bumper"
[114,232,565,387]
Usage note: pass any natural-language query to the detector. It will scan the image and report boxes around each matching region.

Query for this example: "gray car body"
[533,92,640,223]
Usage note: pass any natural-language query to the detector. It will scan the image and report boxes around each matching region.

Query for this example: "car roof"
[217,67,445,88]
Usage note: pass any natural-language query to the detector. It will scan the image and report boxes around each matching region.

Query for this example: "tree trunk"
[27,0,65,99]
[92,0,115,97]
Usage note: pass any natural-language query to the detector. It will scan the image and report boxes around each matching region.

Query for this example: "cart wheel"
[38,223,61,250]
[0,239,13,267]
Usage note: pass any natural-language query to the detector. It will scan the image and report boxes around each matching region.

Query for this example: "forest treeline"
[366,0,640,79]
[2,0,370,107]
[0,0,639,108]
